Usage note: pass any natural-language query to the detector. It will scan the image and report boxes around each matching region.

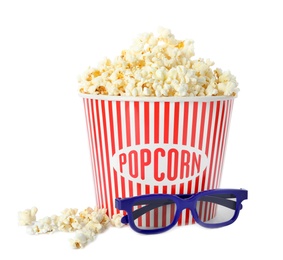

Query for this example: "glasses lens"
[131,198,177,230]
[196,193,237,224]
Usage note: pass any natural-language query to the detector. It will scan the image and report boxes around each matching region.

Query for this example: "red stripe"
[137,205,142,227]
[191,102,199,196]
[177,182,185,225]
[125,101,131,147]
[136,183,141,196]
[144,102,150,144]
[134,102,141,196]
[182,102,189,145]
[90,99,103,207]
[116,102,126,198]
[154,102,160,144]
[134,102,140,145]
[145,185,150,226]
[162,203,167,227]
[154,208,158,228]
[171,102,179,196]
[194,176,200,194]
[198,201,203,222]
[128,181,133,197]
[163,186,167,194]
[173,102,180,144]
[95,100,108,210]
[101,100,114,214]
[208,202,213,221]
[190,102,198,147]
[215,100,233,187]
[198,102,207,152]
[125,101,134,197]
[116,102,123,149]
[154,185,159,229]
[108,101,119,205]
[144,102,150,199]
[170,204,175,226]
[108,101,116,153]
[84,99,99,204]
[185,180,192,225]
[204,201,209,222]
[179,102,189,226]
[212,101,226,188]
[207,101,221,190]
[164,102,170,143]
[201,102,214,191]
[88,99,100,205]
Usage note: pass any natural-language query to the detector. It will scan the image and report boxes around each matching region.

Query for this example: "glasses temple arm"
[132,199,174,220]
[199,195,237,210]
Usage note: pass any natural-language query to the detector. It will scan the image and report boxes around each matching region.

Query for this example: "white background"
[0,0,282,258]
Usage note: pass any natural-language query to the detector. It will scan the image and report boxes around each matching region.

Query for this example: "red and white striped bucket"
[80,94,235,226]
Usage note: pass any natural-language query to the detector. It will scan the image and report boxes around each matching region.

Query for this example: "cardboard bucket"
[80,94,235,226]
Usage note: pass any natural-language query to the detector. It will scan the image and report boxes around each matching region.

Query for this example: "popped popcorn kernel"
[57,208,82,232]
[18,207,38,226]
[79,207,94,224]
[27,217,56,235]
[78,28,238,97]
[111,214,124,228]
[69,232,89,249]
[19,206,116,249]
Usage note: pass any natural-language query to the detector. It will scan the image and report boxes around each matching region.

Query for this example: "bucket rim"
[79,92,236,102]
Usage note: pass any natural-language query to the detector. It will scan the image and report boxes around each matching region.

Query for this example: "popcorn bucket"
[80,94,235,226]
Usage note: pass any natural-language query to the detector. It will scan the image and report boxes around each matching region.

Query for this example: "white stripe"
[96,100,106,208]
[204,101,217,190]
[102,100,114,215]
[217,100,233,187]
[85,99,99,204]
[149,101,156,195]
[214,101,228,188]
[122,100,131,198]
[138,102,146,197]
[130,101,137,146]
[212,101,224,189]
[112,100,120,202]
[175,101,184,196]
[115,101,123,197]
[90,100,103,207]
[106,100,118,215]
[195,102,204,192]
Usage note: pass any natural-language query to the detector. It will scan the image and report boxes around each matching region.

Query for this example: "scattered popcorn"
[27,217,57,235]
[78,207,94,224]
[79,27,239,97]
[111,214,124,228]
[18,207,38,226]
[84,220,104,234]
[57,208,82,232]
[19,207,124,249]
[69,231,92,249]
[89,208,110,227]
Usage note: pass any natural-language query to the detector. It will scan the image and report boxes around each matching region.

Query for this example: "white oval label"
[111,144,208,186]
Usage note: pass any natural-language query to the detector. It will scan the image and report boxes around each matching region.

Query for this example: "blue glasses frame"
[115,188,248,234]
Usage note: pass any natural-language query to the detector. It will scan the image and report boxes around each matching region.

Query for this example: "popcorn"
[84,220,104,234]
[27,217,57,235]
[19,206,124,249]
[18,207,38,226]
[69,231,90,249]
[57,208,82,232]
[89,208,110,227]
[111,214,124,228]
[79,27,239,97]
